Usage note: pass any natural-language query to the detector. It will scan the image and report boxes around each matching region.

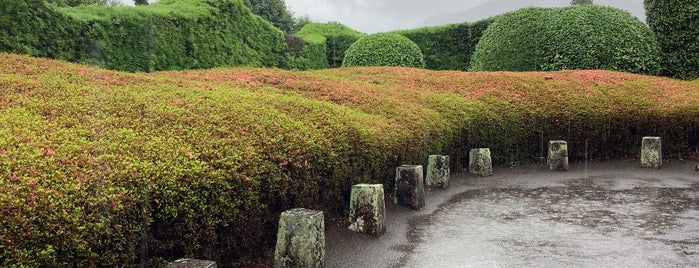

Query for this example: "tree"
[644,0,699,80]
[46,0,109,6]
[134,0,148,5]
[243,0,295,32]
[571,0,593,5]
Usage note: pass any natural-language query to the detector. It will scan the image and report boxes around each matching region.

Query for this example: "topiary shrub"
[342,33,425,68]
[644,0,699,80]
[470,5,661,75]
[296,22,365,68]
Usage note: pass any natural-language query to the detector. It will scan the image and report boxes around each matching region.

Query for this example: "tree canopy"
[243,0,295,32]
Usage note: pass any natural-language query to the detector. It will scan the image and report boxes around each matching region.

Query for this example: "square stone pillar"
[394,165,425,210]
[348,184,386,237]
[641,136,662,169]
[274,208,325,268]
[469,148,493,176]
[548,140,569,171]
[426,155,450,189]
[167,259,216,268]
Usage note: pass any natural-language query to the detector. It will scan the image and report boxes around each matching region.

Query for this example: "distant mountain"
[418,0,646,27]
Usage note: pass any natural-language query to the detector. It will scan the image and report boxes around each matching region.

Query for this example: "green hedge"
[470,6,661,74]
[644,0,699,80]
[342,33,425,68]
[393,18,494,71]
[296,22,365,68]
[0,0,291,72]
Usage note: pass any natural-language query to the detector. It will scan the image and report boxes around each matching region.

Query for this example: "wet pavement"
[325,160,699,267]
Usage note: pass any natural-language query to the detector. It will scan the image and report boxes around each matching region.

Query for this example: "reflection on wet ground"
[400,178,699,267]
[325,161,699,268]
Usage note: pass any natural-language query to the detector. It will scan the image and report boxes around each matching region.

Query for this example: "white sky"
[121,0,645,34]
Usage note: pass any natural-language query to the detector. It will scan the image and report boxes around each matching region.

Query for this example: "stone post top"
[283,208,323,217]
[167,259,216,268]
[429,154,449,157]
[549,140,567,143]
[643,136,661,139]
[471,148,490,150]
[352,183,383,188]
[399,165,422,169]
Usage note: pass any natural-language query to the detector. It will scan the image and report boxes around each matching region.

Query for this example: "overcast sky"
[121,0,646,34]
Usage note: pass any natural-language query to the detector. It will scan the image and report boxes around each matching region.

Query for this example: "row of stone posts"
[271,136,665,267]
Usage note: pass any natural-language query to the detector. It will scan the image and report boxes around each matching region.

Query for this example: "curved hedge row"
[342,33,425,68]
[644,0,699,80]
[1,54,698,267]
[0,0,291,72]
[470,6,661,74]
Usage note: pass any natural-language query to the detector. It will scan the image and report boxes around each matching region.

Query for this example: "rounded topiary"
[470,5,661,75]
[342,33,425,68]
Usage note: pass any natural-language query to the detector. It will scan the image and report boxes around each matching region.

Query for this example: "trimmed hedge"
[2,55,698,267]
[470,6,661,75]
[296,22,365,68]
[644,0,699,80]
[0,0,291,72]
[393,18,495,71]
[342,33,425,68]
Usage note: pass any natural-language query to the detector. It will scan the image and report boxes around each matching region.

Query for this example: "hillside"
[1,53,697,267]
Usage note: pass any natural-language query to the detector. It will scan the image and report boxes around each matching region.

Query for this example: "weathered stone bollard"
[394,165,425,210]
[426,155,450,189]
[274,208,325,268]
[548,140,569,171]
[348,184,386,237]
[469,148,493,176]
[641,136,662,169]
[167,259,217,268]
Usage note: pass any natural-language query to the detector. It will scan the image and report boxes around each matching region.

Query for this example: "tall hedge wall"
[296,22,365,68]
[393,18,494,71]
[0,0,292,72]
[644,0,699,80]
[470,6,661,75]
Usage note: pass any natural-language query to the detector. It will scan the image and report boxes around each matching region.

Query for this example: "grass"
[1,53,697,267]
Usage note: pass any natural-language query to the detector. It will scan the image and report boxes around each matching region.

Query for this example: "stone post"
[394,165,425,210]
[348,184,386,237]
[641,136,662,169]
[274,208,325,268]
[426,155,450,189]
[548,140,569,171]
[469,148,493,176]
[167,259,217,268]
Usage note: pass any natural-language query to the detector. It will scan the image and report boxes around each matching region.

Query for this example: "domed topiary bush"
[342,33,425,68]
[469,5,661,74]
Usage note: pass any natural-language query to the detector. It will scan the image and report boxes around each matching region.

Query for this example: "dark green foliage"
[644,0,699,80]
[45,0,110,6]
[394,17,494,71]
[571,0,593,5]
[342,33,425,68]
[242,0,295,32]
[283,32,329,70]
[135,0,148,5]
[0,0,291,72]
[470,6,661,75]
[296,22,365,68]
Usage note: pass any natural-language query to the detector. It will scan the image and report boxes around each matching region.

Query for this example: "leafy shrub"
[470,6,661,75]
[393,17,495,71]
[644,0,699,80]
[296,22,365,68]
[342,33,425,68]
[1,54,697,267]
[0,0,291,72]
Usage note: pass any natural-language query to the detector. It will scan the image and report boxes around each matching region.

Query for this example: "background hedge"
[393,18,494,71]
[470,6,661,75]
[1,54,697,267]
[0,0,291,72]
[342,33,425,68]
[296,22,365,68]
[644,0,699,80]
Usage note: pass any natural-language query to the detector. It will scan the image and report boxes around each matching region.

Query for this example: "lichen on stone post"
[641,136,662,169]
[348,184,386,237]
[394,165,425,210]
[426,155,450,189]
[548,140,569,171]
[274,208,325,268]
[469,148,493,176]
